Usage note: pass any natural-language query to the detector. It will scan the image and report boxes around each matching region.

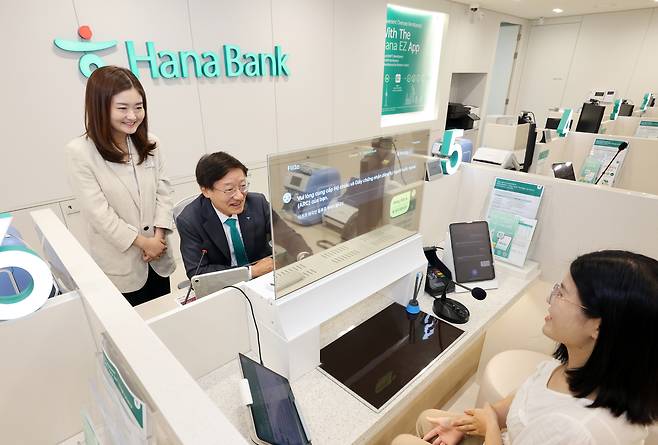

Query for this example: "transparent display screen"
[320,303,464,410]
[268,130,429,298]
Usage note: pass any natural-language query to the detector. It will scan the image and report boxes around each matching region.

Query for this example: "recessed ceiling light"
[553,8,564,13]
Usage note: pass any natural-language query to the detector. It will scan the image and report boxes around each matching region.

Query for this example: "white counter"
[198,266,539,444]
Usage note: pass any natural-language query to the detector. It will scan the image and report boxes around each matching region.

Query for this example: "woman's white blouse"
[504,359,647,445]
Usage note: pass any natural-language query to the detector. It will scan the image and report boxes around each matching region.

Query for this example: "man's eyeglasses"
[214,182,250,197]
[546,283,587,310]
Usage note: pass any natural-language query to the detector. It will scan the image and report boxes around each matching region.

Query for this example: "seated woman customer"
[393,250,658,445]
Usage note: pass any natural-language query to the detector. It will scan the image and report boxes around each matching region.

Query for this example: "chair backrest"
[173,194,198,228]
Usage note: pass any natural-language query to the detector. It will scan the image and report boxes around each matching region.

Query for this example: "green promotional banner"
[493,178,544,197]
[382,5,434,115]
[102,349,146,430]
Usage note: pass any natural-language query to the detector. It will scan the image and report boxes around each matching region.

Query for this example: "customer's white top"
[505,360,647,445]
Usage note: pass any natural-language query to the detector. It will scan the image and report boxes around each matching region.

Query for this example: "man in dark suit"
[177,152,311,279]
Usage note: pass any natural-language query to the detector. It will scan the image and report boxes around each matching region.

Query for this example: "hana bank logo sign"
[54,25,290,79]
[54,26,117,77]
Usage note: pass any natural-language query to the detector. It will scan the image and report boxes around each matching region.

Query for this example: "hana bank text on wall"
[54,26,290,79]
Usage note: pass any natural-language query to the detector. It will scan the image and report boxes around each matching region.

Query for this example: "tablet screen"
[449,221,495,283]
[239,354,310,445]
[552,162,576,181]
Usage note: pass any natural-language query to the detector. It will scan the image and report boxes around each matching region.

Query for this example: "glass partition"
[268,130,429,298]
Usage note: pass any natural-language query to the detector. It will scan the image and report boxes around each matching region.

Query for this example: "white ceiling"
[451,0,658,20]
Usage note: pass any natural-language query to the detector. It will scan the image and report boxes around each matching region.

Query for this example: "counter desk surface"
[198,266,539,444]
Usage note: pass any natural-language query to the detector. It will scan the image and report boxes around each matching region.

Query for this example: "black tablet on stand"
[238,354,311,445]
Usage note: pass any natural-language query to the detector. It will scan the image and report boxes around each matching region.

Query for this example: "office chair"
[173,194,198,228]
[172,194,198,290]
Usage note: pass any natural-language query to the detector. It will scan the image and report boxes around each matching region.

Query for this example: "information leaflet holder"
[486,177,544,268]
[634,120,658,139]
[578,138,629,186]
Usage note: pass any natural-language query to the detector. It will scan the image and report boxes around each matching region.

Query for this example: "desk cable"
[223,285,263,366]
[316,239,335,249]
[392,140,408,185]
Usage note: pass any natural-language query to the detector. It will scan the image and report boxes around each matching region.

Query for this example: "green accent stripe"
[0,244,39,257]
[53,39,117,52]
[0,213,10,218]
[0,278,34,305]
[594,138,625,149]
[0,245,39,305]
[494,178,544,197]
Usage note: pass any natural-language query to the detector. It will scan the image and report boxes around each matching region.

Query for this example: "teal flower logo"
[54,26,117,77]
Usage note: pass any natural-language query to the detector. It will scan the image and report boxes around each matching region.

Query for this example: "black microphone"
[406,272,423,319]
[594,142,628,185]
[451,280,487,300]
[183,249,207,305]
[432,279,487,324]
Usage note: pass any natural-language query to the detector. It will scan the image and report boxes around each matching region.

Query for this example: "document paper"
[578,138,628,186]
[486,178,543,267]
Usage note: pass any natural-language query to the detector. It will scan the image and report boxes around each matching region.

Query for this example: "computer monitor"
[552,162,576,181]
[544,117,573,130]
[545,117,559,130]
[575,103,605,133]
[338,137,395,239]
[545,117,573,131]
[521,123,537,173]
[619,103,634,116]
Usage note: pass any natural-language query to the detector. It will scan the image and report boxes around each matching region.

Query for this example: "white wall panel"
[188,0,277,165]
[446,2,501,74]
[516,23,580,126]
[272,0,334,151]
[0,0,81,211]
[332,0,387,142]
[626,8,658,104]
[74,0,206,181]
[561,9,650,108]
[517,8,658,121]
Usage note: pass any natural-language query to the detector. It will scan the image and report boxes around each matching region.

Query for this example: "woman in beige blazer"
[65,66,175,306]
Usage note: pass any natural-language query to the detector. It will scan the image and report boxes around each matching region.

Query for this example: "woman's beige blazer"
[65,134,176,292]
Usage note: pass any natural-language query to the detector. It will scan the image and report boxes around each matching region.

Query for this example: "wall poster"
[382,5,444,125]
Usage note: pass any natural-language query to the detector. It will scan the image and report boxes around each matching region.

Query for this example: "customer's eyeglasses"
[546,283,587,310]
[215,182,249,197]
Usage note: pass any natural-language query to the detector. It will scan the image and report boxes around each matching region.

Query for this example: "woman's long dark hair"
[554,250,658,424]
[84,66,156,164]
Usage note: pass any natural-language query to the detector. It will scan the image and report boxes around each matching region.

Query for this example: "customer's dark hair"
[553,250,658,424]
[195,152,248,189]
